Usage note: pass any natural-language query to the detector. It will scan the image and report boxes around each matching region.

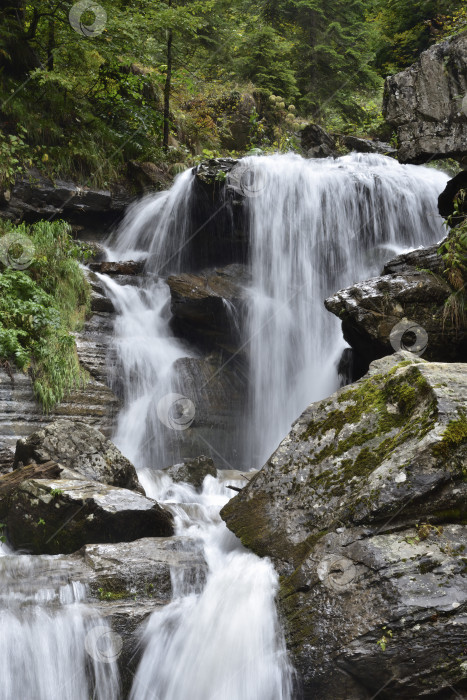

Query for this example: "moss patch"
[432,411,467,461]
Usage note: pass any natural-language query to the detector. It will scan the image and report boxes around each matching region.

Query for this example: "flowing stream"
[0,153,448,699]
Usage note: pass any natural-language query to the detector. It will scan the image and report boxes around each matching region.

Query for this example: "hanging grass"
[0,219,91,411]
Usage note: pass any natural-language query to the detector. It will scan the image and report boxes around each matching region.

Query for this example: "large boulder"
[221,353,467,698]
[164,353,248,469]
[383,33,467,164]
[5,477,174,554]
[324,252,467,370]
[301,124,336,158]
[13,419,142,493]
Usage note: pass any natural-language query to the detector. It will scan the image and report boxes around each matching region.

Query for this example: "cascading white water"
[94,152,449,700]
[0,556,120,700]
[104,153,448,469]
[130,473,293,700]
[239,153,448,464]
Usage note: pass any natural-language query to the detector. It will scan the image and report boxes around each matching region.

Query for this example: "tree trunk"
[0,461,60,499]
[163,2,173,153]
[47,18,55,70]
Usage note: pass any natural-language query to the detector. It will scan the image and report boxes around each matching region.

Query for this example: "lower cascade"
[0,153,451,699]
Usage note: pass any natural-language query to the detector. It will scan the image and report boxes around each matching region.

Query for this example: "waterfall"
[0,556,120,700]
[238,153,448,465]
[103,152,448,470]
[129,474,293,700]
[0,153,449,700]
[94,152,447,699]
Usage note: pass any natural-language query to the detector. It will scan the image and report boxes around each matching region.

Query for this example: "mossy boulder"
[221,352,467,698]
[14,420,144,494]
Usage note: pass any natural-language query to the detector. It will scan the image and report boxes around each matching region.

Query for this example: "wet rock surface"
[222,353,467,699]
[167,353,248,469]
[6,477,174,554]
[325,253,467,369]
[163,455,217,490]
[167,263,249,351]
[13,419,143,492]
[89,260,145,276]
[383,33,467,164]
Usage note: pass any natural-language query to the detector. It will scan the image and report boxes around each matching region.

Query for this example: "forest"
[0,0,466,190]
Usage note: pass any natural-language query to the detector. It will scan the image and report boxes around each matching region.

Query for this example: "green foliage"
[370,0,466,75]
[0,220,90,411]
[0,125,30,189]
[438,197,467,292]
[0,0,461,177]
[376,627,393,651]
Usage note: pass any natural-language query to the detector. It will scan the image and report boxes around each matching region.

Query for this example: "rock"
[301,124,337,158]
[195,157,239,187]
[179,158,248,269]
[383,33,467,164]
[167,264,249,351]
[74,308,116,385]
[89,260,145,276]
[0,366,119,461]
[163,455,217,490]
[221,353,467,698]
[5,477,174,554]
[83,268,115,313]
[0,169,133,240]
[324,267,467,369]
[161,353,248,469]
[340,135,397,157]
[382,242,445,275]
[13,419,142,493]
[80,240,107,262]
[126,161,171,193]
[438,170,467,223]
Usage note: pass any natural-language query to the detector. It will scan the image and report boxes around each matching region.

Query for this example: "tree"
[370,0,466,74]
[287,0,381,122]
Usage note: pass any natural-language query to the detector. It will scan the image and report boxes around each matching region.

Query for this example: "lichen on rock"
[221,351,467,698]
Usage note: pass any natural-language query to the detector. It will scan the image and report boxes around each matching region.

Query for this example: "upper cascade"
[104,153,448,469]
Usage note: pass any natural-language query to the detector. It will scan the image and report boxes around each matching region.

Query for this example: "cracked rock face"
[383,33,467,164]
[221,353,467,699]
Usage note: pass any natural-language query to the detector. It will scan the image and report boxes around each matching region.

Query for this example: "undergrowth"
[438,192,467,332]
[0,220,91,411]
